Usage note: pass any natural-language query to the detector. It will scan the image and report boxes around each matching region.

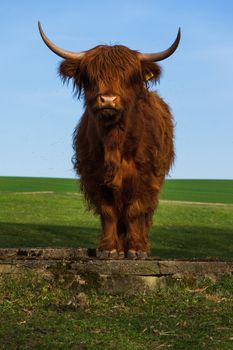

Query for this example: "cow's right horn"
[38,21,86,60]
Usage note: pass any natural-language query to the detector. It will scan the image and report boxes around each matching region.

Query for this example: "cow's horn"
[138,28,181,62]
[38,21,85,60]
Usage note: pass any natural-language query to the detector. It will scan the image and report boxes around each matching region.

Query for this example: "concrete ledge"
[0,248,232,293]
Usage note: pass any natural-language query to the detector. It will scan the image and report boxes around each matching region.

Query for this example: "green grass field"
[0,177,232,259]
[0,176,233,203]
[161,179,233,204]
[0,176,232,349]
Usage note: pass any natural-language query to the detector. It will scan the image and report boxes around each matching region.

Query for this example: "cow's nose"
[99,95,117,108]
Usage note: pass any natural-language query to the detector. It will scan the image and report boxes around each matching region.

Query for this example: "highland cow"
[38,22,181,259]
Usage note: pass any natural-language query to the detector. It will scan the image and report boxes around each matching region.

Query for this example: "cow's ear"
[59,59,81,81]
[141,61,161,84]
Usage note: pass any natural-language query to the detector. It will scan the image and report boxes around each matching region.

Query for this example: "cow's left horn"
[138,28,181,62]
[38,21,85,60]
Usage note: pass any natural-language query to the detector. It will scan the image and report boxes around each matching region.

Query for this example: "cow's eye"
[82,74,91,86]
[82,74,97,91]
[127,72,142,87]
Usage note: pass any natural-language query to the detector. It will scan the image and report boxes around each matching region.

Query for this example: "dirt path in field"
[160,200,233,207]
[7,192,233,207]
[13,191,55,195]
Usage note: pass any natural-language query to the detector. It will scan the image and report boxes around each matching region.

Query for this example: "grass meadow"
[0,177,232,349]
[0,177,232,259]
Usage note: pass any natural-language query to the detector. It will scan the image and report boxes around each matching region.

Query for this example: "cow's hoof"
[97,249,118,259]
[109,249,118,259]
[118,251,125,259]
[137,251,148,260]
[127,249,137,260]
[126,250,148,260]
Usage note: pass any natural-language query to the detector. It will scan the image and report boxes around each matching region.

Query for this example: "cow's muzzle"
[97,94,119,110]
[97,95,119,109]
[93,94,123,122]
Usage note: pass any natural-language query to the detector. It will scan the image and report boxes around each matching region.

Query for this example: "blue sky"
[0,0,232,179]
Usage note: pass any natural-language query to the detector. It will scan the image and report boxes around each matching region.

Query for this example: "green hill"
[0,177,232,204]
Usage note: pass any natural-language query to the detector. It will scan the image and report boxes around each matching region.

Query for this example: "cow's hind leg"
[97,204,119,259]
[125,209,150,260]
[117,219,127,259]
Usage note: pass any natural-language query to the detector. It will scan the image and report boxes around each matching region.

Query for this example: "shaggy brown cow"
[38,22,181,259]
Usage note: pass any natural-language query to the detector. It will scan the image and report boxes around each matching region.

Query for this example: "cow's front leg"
[125,202,150,259]
[97,204,119,259]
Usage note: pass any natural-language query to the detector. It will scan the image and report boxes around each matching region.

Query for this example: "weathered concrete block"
[0,248,232,293]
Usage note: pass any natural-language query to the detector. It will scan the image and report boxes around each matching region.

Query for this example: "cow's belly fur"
[102,156,160,216]
[91,150,162,254]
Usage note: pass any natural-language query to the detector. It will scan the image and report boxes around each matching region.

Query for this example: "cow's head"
[38,22,180,125]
